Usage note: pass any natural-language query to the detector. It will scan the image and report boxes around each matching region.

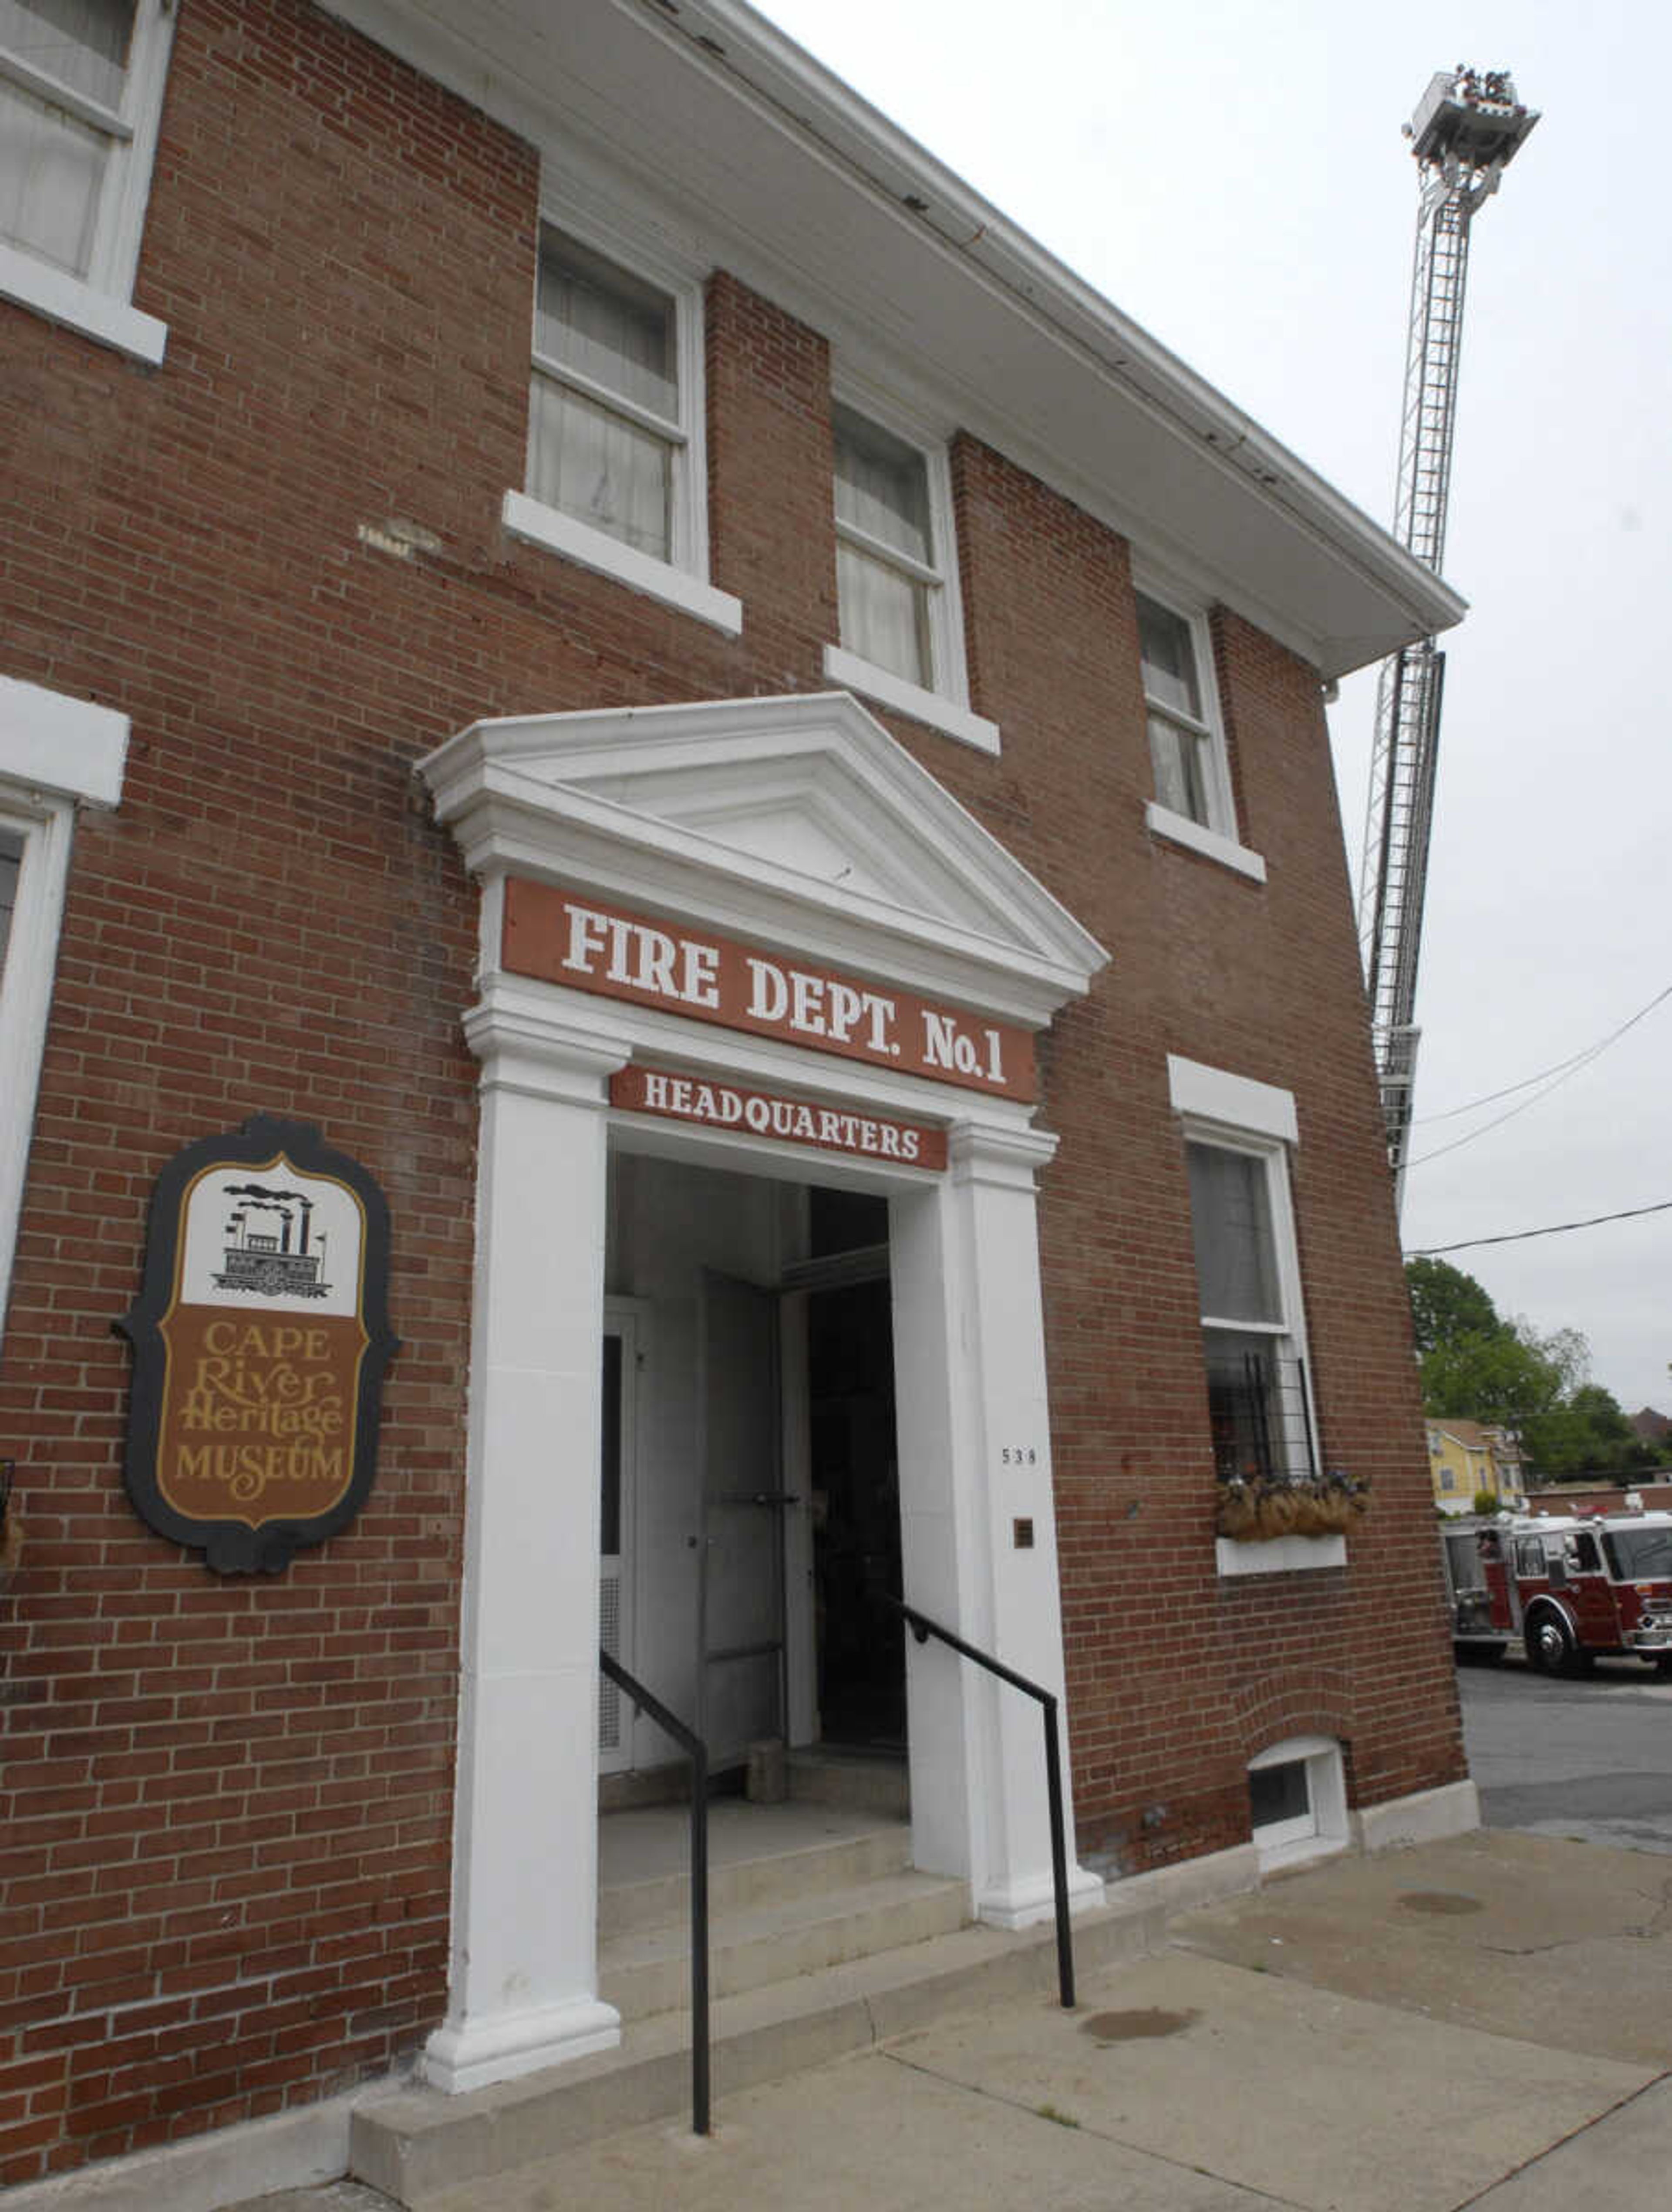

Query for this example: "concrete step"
[597,1807,911,1942]
[786,1748,908,1816]
[351,1892,1166,2210]
[602,1868,970,2021]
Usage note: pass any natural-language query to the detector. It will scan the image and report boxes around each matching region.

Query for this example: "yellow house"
[1428,1419,1526,1514]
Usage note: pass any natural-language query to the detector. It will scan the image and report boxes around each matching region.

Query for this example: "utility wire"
[1411,980,1672,1126]
[1406,980,1672,1171]
[1407,1197,1672,1257]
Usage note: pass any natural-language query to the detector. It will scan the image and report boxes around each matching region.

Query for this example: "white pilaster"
[892,1119,1103,1929]
[425,1007,630,2094]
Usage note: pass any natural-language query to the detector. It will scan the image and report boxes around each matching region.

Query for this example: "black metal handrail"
[882,1597,1075,2009]
[599,1651,710,2135]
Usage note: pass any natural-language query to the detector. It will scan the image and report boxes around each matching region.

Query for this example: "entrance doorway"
[602,1154,909,1777]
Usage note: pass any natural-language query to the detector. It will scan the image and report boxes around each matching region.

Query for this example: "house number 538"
[1000,1446,1039,1466]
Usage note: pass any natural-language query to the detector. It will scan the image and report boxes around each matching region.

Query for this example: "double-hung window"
[528,228,680,565]
[833,404,940,691]
[1137,585,1263,880]
[0,0,174,362]
[1187,1139,1313,1488]
[823,396,996,755]
[502,221,739,636]
[1168,1056,1315,1511]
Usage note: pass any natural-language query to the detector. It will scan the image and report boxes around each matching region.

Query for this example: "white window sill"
[0,242,166,366]
[1146,802,1266,883]
[501,490,742,637]
[1217,1535,1345,1576]
[823,643,1000,757]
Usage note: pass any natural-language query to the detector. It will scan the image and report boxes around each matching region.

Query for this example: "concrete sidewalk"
[236,1828,1672,2212]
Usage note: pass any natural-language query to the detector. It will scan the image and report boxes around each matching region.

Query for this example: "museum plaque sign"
[502,878,1036,1101]
[611,1063,947,1168]
[117,1115,398,1574]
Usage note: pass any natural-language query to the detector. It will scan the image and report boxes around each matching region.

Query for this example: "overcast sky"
[752,0,1672,1419]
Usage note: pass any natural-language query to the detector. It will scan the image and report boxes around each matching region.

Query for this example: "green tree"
[1405,1257,1501,1357]
[1521,1381,1657,1480]
[1420,1322,1565,1435]
[1403,1261,1626,1485]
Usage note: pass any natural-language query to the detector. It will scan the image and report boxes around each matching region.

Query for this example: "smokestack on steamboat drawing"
[212,1183,332,1299]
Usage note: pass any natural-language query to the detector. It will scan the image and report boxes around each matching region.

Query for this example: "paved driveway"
[1460,1653,1672,1853]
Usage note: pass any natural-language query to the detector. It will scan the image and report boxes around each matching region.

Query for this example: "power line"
[1405,979,1672,1171]
[1411,980,1672,1127]
[1407,1198,1672,1257]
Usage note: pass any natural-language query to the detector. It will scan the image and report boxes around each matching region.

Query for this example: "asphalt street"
[1459,1651,1672,1855]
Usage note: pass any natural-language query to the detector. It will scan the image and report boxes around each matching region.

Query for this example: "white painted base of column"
[1353,1778,1480,1855]
[423,1995,622,2096]
[978,1861,1106,1930]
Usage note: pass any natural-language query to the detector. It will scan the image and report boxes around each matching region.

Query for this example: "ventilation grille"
[598,1568,622,1751]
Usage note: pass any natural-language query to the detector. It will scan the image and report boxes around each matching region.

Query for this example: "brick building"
[0,0,1474,2194]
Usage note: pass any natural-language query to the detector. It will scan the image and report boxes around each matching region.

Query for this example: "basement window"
[1248,1735,1347,1871]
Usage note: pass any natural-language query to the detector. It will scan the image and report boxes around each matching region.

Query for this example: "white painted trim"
[502,491,743,636]
[1216,1534,1345,1575]
[0,677,129,806]
[1167,1055,1298,1145]
[823,644,1001,756]
[0,681,130,1340]
[1145,802,1266,883]
[0,242,167,363]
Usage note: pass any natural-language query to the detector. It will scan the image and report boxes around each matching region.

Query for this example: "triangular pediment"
[418,692,1106,1023]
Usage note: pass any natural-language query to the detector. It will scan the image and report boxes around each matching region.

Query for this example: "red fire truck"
[1441,1508,1672,1676]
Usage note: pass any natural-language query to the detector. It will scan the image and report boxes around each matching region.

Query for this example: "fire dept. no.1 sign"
[117,1115,398,1573]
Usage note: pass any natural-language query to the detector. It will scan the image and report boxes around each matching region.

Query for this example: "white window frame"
[0,0,175,364]
[1166,1056,1336,1576]
[501,206,739,637]
[822,381,998,757]
[1248,1736,1348,1872]
[1135,573,1264,883]
[0,677,128,1339]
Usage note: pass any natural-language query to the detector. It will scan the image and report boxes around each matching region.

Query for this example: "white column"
[425,1008,628,2094]
[891,1119,1103,1929]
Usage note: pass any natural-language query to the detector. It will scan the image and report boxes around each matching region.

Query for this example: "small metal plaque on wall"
[117,1115,398,1574]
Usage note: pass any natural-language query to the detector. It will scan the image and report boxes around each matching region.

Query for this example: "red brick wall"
[0,0,1462,2178]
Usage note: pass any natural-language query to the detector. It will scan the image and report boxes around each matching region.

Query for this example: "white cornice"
[418,691,1109,1028]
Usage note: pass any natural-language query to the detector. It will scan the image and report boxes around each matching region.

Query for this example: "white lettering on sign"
[503,880,1035,1101]
[616,1066,945,1169]
[563,901,723,1011]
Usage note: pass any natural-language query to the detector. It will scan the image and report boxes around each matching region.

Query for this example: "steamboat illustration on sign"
[118,1116,398,1574]
[212,1182,334,1300]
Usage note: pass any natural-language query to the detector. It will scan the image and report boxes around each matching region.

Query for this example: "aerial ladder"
[1358,67,1537,1206]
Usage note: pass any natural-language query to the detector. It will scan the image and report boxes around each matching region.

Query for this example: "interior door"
[697,1270,786,1768]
